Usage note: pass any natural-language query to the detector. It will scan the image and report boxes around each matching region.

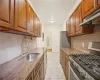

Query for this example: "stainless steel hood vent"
[80,9,100,26]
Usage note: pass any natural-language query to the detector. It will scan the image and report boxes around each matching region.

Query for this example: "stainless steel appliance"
[69,42,100,80]
[80,8,100,26]
[60,31,71,48]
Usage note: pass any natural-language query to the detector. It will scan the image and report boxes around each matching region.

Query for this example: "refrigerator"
[60,31,71,48]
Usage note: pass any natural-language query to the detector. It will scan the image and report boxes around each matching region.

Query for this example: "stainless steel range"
[69,42,100,80]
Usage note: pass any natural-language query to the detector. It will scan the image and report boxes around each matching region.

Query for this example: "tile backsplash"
[0,32,37,65]
[71,26,100,52]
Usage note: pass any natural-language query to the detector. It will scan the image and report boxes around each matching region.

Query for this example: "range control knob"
[80,72,86,79]
[85,76,92,80]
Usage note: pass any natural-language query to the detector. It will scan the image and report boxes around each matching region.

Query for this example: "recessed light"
[50,20,55,23]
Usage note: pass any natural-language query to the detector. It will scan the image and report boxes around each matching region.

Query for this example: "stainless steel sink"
[24,53,40,62]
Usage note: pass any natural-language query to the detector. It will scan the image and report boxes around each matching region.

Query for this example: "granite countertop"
[61,48,89,56]
[0,48,47,80]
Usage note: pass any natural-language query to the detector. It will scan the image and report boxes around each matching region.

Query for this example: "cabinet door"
[70,14,75,35]
[33,14,37,36]
[38,24,41,36]
[27,2,34,35]
[44,52,47,75]
[15,0,27,32]
[36,19,39,36]
[34,72,40,80]
[97,0,100,7]
[82,0,98,18]
[35,19,38,36]
[60,49,62,65]
[98,0,100,5]
[65,57,69,80]
[37,22,41,37]
[62,52,66,74]
[40,62,44,80]
[75,5,82,34]
[0,0,14,29]
[66,20,70,36]
[26,74,33,80]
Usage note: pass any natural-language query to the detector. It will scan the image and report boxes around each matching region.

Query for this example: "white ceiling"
[29,0,78,26]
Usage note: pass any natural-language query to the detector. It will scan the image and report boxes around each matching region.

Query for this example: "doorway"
[45,32,52,52]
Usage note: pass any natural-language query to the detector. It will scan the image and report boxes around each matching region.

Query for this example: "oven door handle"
[70,66,80,80]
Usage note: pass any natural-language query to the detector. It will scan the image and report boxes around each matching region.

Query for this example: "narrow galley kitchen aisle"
[45,52,65,80]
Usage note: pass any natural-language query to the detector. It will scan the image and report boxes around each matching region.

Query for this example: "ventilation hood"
[80,9,100,26]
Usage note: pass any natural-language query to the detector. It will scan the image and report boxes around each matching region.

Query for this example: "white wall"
[36,37,44,48]
[43,24,62,53]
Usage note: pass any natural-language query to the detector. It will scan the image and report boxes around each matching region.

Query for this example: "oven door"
[69,66,80,80]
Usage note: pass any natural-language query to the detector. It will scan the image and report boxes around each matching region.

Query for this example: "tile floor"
[45,52,65,80]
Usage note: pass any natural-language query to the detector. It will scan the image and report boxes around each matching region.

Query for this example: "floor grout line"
[45,52,65,80]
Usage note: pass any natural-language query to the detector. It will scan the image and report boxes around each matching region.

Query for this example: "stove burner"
[71,53,100,80]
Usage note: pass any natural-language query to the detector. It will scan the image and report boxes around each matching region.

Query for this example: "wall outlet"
[82,42,85,48]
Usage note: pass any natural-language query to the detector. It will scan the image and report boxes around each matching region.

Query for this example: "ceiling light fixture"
[50,20,55,23]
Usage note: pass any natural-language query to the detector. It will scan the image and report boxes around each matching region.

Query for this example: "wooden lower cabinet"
[34,71,41,80]
[40,62,44,80]
[26,52,47,80]
[33,57,44,80]
[26,73,33,80]
[60,49,69,80]
[60,49,62,65]
[65,56,69,80]
[44,51,47,76]
[62,52,66,74]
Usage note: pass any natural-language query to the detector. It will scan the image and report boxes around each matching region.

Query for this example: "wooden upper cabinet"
[70,14,75,35]
[0,0,41,37]
[27,2,34,35]
[66,19,70,36]
[33,13,37,36]
[38,23,41,36]
[67,2,93,37]
[67,18,73,36]
[66,19,71,36]
[35,19,38,36]
[33,16,40,37]
[37,20,41,37]
[75,4,82,34]
[82,0,98,18]
[15,0,27,32]
[0,0,14,29]
[98,0,100,6]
